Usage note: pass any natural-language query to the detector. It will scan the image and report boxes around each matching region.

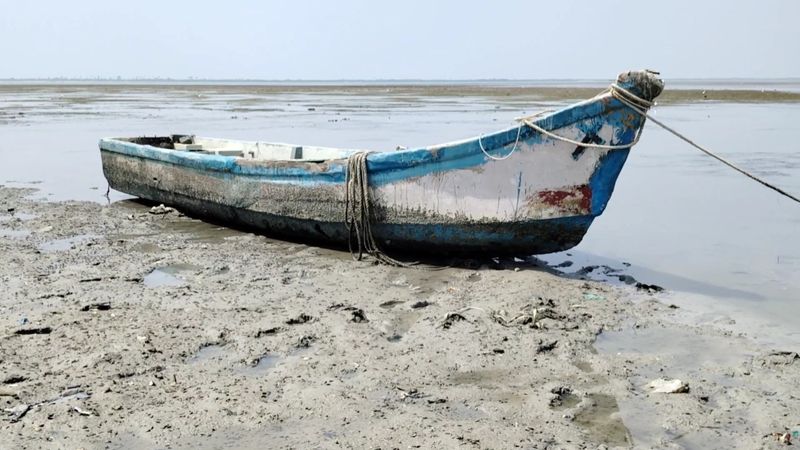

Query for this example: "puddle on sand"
[574,360,593,373]
[131,242,161,253]
[448,369,509,387]
[144,263,201,288]
[187,344,227,364]
[166,218,250,243]
[595,325,754,378]
[552,392,581,411]
[0,228,31,238]
[236,354,282,376]
[236,346,310,376]
[38,234,95,252]
[110,421,346,449]
[574,393,631,447]
[595,325,761,448]
[0,212,36,222]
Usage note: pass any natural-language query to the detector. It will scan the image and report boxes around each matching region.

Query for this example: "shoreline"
[1,186,797,448]
[2,84,800,104]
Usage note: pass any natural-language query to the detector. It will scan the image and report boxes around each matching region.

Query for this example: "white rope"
[519,117,644,150]
[478,122,525,161]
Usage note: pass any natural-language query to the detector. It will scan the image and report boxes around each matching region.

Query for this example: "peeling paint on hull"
[99,72,661,256]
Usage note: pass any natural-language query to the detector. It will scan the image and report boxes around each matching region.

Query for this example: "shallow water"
[236,354,282,376]
[573,393,631,447]
[143,263,200,288]
[1,83,798,348]
[38,234,96,252]
[0,228,31,238]
[187,344,227,364]
[595,325,756,378]
[594,323,767,448]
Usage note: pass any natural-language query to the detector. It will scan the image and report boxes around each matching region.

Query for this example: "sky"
[2,0,799,80]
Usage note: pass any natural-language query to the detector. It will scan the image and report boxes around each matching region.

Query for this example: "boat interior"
[124,135,361,162]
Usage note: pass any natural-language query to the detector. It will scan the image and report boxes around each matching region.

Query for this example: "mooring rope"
[607,84,800,205]
[345,152,416,266]
[518,117,645,150]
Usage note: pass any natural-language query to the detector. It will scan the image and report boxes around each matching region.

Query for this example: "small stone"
[148,204,175,215]
[350,309,368,323]
[648,378,689,394]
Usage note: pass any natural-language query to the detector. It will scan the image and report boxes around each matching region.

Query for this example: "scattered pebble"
[14,326,52,335]
[149,204,175,215]
[350,309,368,323]
[2,375,27,384]
[441,312,466,329]
[648,378,689,394]
[285,313,314,325]
[80,302,112,311]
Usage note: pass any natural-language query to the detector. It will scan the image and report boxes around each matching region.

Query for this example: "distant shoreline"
[1,83,799,103]
[2,77,799,83]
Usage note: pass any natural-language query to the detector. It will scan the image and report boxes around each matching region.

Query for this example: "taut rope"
[607,84,800,204]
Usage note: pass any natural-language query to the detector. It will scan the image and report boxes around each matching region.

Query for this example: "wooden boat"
[99,70,663,256]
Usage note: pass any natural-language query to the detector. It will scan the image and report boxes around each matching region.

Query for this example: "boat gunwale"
[99,91,630,183]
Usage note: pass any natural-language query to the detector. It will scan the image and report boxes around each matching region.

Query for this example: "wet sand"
[1,186,798,449]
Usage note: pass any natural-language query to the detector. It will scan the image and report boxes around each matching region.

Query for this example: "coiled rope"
[345,152,415,266]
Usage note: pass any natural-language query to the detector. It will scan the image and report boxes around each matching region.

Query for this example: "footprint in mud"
[386,267,456,297]
[550,387,580,410]
[381,310,421,343]
[574,393,631,447]
[574,360,593,373]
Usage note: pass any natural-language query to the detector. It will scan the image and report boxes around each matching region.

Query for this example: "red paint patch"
[537,185,592,212]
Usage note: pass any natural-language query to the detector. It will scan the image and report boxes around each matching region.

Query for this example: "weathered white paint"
[376,121,619,221]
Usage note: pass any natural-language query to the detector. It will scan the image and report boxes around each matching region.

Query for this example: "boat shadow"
[116,198,564,275]
[117,198,762,303]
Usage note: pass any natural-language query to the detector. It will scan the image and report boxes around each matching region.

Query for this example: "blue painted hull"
[99,71,662,256]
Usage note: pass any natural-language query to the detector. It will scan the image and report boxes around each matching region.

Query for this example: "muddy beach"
[1,185,798,449]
